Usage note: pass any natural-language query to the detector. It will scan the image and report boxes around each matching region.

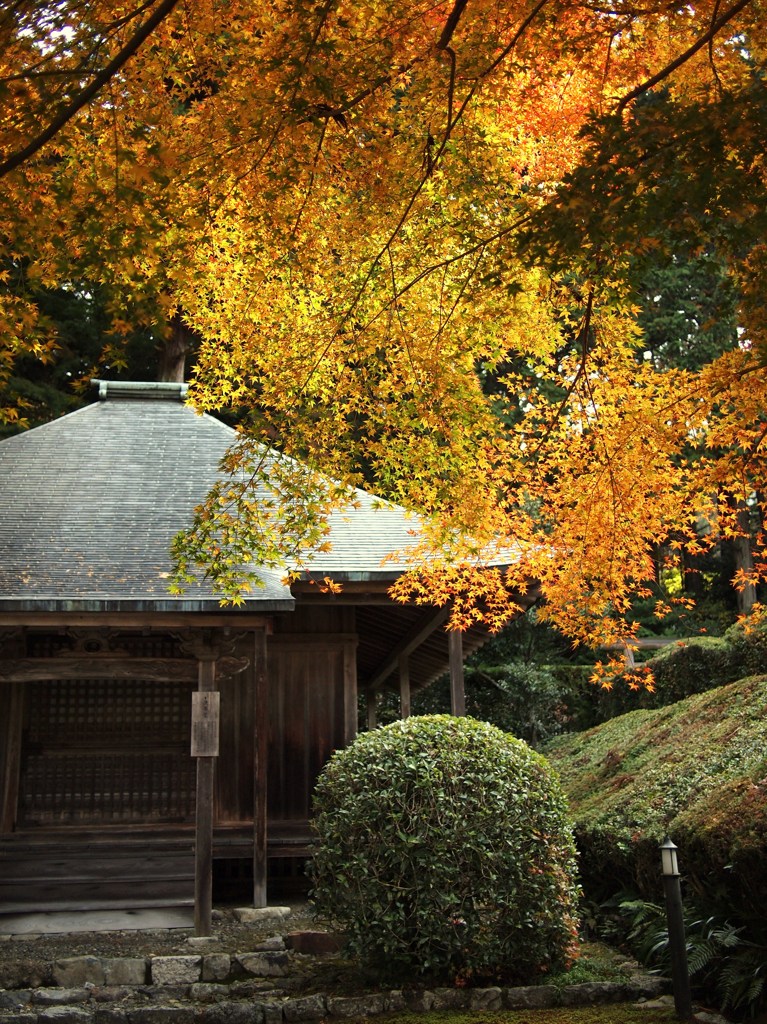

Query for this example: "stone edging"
[0,933,670,1023]
[0,977,670,1024]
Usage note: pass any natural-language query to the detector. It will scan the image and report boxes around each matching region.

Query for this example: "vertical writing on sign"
[191,691,220,757]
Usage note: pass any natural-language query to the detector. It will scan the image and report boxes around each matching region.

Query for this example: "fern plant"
[607,894,767,1018]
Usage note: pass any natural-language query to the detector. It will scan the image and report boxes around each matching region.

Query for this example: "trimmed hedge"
[586,620,767,722]
[544,675,767,914]
[310,715,581,983]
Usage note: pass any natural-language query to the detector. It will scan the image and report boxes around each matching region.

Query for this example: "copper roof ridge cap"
[92,379,189,400]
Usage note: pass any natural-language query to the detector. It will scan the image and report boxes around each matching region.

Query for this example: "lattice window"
[28,679,192,747]
[19,678,195,825]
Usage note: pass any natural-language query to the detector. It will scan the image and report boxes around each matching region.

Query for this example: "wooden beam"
[0,613,273,628]
[365,606,451,691]
[0,657,197,683]
[448,630,466,717]
[291,581,393,595]
[290,593,397,605]
[194,652,217,937]
[399,655,411,719]
[253,629,269,909]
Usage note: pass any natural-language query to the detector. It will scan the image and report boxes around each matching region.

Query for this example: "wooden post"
[0,683,24,833]
[193,650,218,936]
[343,640,358,742]
[366,690,378,730]
[399,654,411,719]
[253,628,269,909]
[448,630,465,717]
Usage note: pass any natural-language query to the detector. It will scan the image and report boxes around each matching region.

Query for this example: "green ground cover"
[372,1005,677,1024]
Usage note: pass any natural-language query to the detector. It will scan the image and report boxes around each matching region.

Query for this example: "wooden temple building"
[0,380,532,929]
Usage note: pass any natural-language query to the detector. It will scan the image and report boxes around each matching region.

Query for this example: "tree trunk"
[733,499,756,615]
[157,315,195,382]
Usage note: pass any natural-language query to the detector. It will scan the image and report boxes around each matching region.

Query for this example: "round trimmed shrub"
[310,714,581,982]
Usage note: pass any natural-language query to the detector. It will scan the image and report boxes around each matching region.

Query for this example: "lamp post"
[660,837,693,1020]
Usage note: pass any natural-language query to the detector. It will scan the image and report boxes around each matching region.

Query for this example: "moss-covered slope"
[544,675,767,907]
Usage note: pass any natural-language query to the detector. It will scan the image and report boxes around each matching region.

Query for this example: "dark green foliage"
[1,263,166,437]
[641,636,736,706]
[605,894,767,1018]
[724,620,767,679]
[389,610,597,742]
[636,250,738,372]
[522,74,767,295]
[593,620,767,719]
[407,661,576,746]
[310,715,581,983]
[461,661,574,746]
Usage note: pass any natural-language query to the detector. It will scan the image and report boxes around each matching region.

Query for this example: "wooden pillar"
[448,630,465,717]
[0,683,24,833]
[399,654,411,719]
[366,690,378,730]
[343,640,358,742]
[253,628,269,909]
[193,649,219,937]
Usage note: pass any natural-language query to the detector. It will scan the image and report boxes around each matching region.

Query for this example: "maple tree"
[2,0,766,665]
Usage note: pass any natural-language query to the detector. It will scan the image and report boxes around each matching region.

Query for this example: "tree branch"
[0,0,181,179]
[437,0,471,50]
[616,0,753,112]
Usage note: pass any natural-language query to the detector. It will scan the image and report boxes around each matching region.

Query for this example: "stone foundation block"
[32,987,90,1005]
[233,908,290,924]
[504,984,560,1009]
[190,983,229,1003]
[126,1007,197,1023]
[627,977,668,999]
[469,987,503,1011]
[202,955,232,982]
[53,957,105,987]
[258,1001,285,1024]
[199,1001,264,1024]
[282,994,327,1020]
[326,993,386,1018]
[403,990,435,1012]
[0,989,31,1009]
[560,982,627,1005]
[102,959,147,987]
[432,988,470,1010]
[254,938,285,952]
[37,1007,93,1024]
[385,991,407,1014]
[92,987,134,1003]
[94,1009,129,1024]
[150,956,202,986]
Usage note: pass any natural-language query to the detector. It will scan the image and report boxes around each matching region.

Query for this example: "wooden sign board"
[191,692,220,757]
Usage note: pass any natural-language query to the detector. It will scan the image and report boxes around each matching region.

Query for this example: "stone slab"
[233,908,291,924]
[235,952,289,978]
[0,908,193,936]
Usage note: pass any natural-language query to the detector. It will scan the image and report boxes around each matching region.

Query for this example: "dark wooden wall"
[216,607,357,828]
